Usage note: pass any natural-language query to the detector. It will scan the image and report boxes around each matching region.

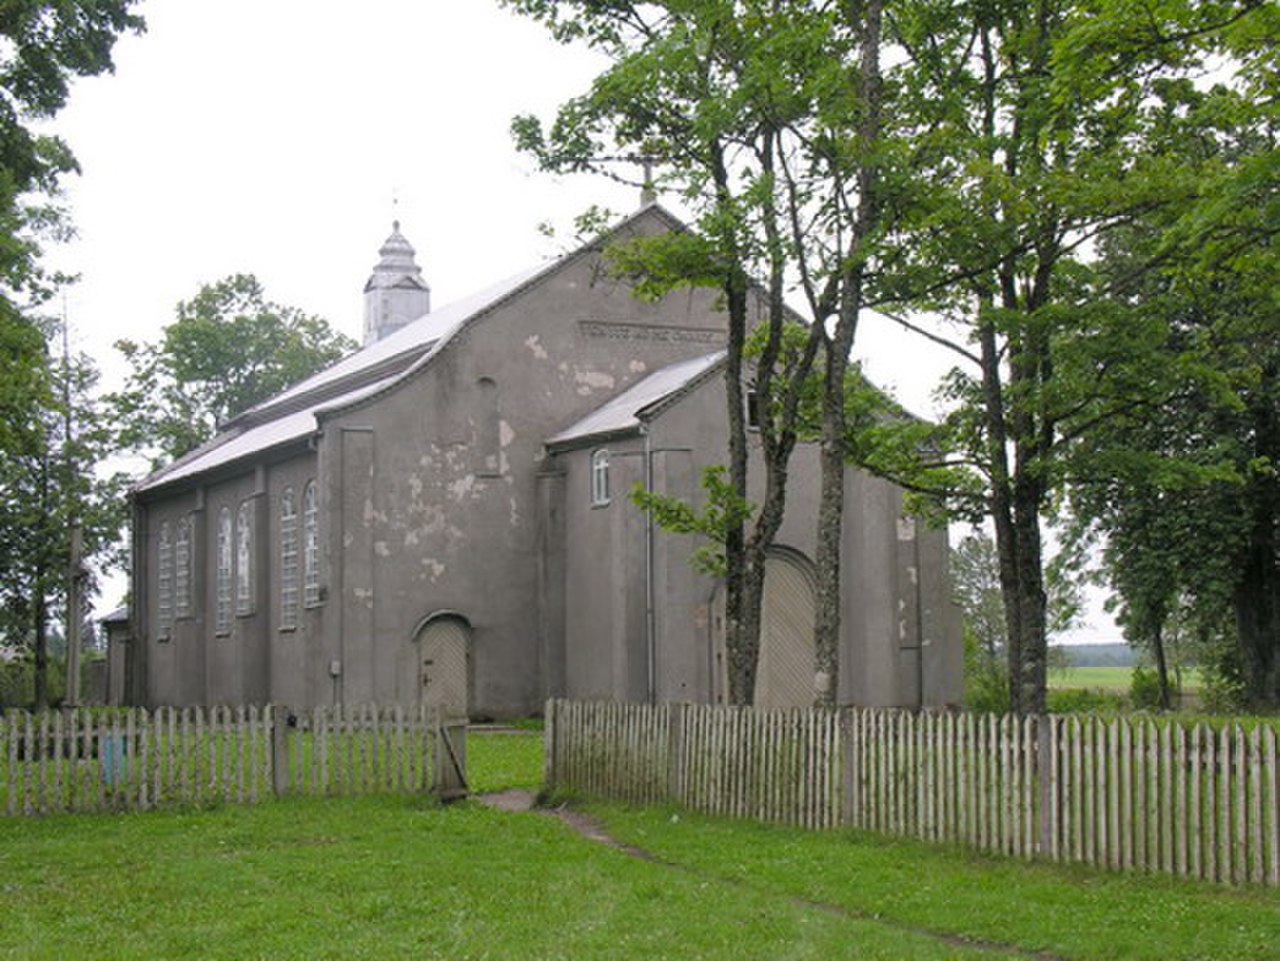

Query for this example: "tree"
[113,274,356,464]
[508,0,895,705]
[880,0,1275,714]
[0,318,129,709]
[951,529,1082,710]
[0,2,144,315]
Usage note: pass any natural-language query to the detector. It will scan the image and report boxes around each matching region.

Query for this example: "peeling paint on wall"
[448,474,477,501]
[524,335,548,359]
[574,369,615,395]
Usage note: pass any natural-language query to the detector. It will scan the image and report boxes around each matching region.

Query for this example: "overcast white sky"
[42,0,1118,643]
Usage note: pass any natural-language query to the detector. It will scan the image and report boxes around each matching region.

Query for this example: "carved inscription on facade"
[579,320,727,346]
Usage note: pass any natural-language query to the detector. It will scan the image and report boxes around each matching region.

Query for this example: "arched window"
[236,500,254,615]
[215,507,232,635]
[280,488,298,630]
[590,449,611,506]
[175,517,192,620]
[156,521,172,640]
[303,480,321,607]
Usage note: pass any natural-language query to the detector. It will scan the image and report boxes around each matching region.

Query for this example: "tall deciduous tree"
[0,1,143,321]
[883,0,1274,714]
[0,319,129,709]
[112,274,356,464]
[508,0,894,705]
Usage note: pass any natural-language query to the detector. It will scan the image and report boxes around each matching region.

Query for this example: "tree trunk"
[1233,476,1279,711]
[812,0,884,708]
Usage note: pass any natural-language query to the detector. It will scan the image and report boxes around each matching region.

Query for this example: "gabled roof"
[134,204,688,496]
[546,350,725,449]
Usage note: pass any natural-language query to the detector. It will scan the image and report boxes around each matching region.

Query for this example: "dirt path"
[475,791,1068,961]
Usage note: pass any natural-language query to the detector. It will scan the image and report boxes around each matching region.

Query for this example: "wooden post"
[271,706,290,797]
[667,701,686,806]
[1038,714,1055,858]
[543,698,557,795]
[433,709,468,801]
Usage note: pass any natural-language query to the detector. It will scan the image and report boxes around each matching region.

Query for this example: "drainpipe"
[643,427,656,705]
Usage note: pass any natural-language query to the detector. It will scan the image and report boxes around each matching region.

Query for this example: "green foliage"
[631,466,755,577]
[0,317,130,707]
[111,274,356,463]
[963,627,1009,714]
[1129,667,1165,712]
[0,2,144,314]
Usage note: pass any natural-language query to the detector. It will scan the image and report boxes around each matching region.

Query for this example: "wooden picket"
[0,703,462,816]
[545,700,1279,888]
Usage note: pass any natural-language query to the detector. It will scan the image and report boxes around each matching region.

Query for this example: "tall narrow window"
[156,521,172,640]
[591,449,611,506]
[175,517,192,620]
[236,500,254,615]
[280,488,298,630]
[215,507,232,635]
[303,480,321,607]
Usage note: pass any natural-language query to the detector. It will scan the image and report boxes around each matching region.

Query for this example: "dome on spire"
[363,221,432,345]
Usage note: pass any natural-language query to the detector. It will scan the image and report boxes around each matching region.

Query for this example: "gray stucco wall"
[551,367,964,710]
[303,211,731,717]
[130,206,961,715]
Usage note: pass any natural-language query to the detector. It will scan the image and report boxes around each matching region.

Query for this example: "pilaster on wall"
[339,427,376,704]
[536,469,567,702]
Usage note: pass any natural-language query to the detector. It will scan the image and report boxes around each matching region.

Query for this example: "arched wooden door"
[754,551,817,708]
[710,549,817,708]
[418,616,470,718]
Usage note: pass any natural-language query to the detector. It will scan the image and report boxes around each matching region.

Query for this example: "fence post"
[271,706,290,797]
[667,702,686,805]
[1038,713,1054,857]
[544,698,558,795]
[432,709,468,800]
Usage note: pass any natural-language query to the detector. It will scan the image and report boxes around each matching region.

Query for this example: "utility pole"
[66,525,84,705]
[61,301,83,706]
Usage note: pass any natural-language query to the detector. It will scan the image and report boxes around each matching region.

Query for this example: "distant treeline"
[1056,644,1134,668]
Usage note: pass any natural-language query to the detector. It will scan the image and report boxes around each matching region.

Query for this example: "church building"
[123,205,962,717]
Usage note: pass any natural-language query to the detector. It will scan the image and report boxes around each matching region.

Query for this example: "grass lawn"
[1,730,1275,960]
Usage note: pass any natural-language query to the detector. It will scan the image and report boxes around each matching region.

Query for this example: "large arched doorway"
[413,613,471,718]
[710,548,817,707]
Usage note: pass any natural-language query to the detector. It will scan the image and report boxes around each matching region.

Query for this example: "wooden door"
[419,618,469,719]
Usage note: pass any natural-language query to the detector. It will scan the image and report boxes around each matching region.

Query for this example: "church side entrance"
[710,549,817,707]
[417,616,470,718]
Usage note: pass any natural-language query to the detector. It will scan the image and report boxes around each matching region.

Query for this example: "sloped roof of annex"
[134,203,689,496]
[545,349,726,452]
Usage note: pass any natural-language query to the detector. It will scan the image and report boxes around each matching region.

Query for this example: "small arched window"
[175,517,192,620]
[156,521,172,640]
[215,507,232,635]
[590,449,611,506]
[280,488,298,630]
[303,480,321,607]
[236,500,254,615]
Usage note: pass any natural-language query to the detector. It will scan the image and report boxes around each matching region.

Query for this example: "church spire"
[362,221,431,346]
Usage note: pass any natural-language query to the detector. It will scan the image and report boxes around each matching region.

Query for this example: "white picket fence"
[544,700,1280,887]
[1,703,466,816]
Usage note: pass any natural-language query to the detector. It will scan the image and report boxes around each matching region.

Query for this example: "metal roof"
[546,350,725,448]
[134,263,550,494]
[132,205,693,495]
